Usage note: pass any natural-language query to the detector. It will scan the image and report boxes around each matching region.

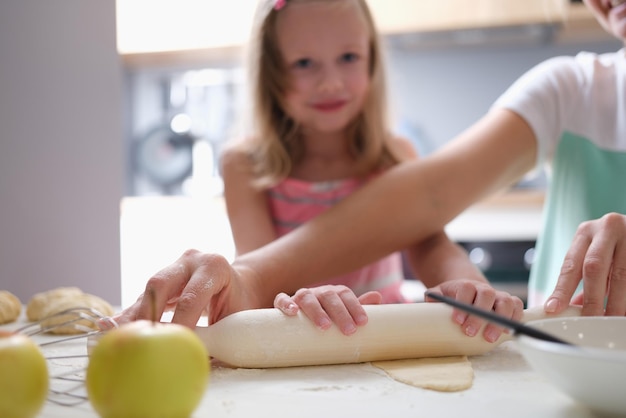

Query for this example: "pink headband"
[275,0,286,10]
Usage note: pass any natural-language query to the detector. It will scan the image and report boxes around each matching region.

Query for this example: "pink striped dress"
[267,177,407,303]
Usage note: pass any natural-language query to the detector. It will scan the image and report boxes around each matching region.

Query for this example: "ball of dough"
[40,294,115,335]
[26,288,115,335]
[0,290,22,325]
[26,287,83,322]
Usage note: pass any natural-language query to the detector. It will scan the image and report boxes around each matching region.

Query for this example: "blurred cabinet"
[367,0,568,34]
[116,0,608,68]
[116,0,257,54]
[558,1,613,43]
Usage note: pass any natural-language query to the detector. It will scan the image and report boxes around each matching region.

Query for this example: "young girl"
[222,0,414,305]
[220,0,517,332]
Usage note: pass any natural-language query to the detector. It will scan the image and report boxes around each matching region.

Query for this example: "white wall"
[385,38,622,155]
[0,1,124,305]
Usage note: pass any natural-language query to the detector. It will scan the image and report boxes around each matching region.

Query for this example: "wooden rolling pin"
[194,303,581,368]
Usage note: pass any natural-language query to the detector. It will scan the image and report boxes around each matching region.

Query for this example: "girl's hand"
[545,212,626,317]
[274,285,382,335]
[425,279,524,343]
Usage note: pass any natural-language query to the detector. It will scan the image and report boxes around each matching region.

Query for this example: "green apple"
[86,320,210,418]
[0,330,49,418]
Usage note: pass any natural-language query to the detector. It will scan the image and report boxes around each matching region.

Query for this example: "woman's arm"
[116,109,537,328]
[240,108,537,303]
[267,116,529,340]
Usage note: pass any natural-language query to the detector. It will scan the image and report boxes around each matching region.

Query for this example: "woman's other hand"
[545,212,626,316]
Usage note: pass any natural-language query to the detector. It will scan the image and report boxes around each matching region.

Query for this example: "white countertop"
[3,314,599,418]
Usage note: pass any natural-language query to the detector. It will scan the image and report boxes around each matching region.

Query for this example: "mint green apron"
[529,132,626,304]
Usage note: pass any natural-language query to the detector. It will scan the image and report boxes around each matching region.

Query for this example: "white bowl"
[517,316,626,415]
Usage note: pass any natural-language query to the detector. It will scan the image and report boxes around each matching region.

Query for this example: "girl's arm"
[390,134,524,341]
[221,147,277,255]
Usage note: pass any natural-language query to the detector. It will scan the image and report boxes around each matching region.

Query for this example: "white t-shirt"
[492,49,626,306]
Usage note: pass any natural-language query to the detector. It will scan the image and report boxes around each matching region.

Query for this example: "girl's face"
[583,0,626,42]
[275,0,371,136]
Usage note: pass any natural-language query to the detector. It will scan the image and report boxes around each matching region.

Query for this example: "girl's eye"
[293,58,312,69]
[341,52,359,63]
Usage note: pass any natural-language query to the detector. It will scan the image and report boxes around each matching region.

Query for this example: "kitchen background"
[0,1,621,308]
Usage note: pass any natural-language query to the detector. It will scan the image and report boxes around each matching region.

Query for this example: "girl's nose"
[318,66,343,93]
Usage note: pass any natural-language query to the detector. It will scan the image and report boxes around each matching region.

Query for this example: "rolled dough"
[371,356,473,392]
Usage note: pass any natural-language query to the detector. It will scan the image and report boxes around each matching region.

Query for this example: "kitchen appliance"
[133,120,195,195]
[442,187,547,306]
[127,67,243,196]
[459,239,536,304]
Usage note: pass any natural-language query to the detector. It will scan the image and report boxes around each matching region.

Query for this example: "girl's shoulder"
[385,135,419,164]
[220,138,256,175]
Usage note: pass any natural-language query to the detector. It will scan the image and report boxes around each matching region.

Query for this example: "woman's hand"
[425,279,524,343]
[544,212,626,316]
[274,285,382,335]
[113,249,262,329]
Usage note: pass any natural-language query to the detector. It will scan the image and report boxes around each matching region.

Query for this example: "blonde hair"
[234,0,398,188]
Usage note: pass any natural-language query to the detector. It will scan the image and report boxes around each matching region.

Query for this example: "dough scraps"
[0,290,22,324]
[371,355,473,392]
[26,287,115,335]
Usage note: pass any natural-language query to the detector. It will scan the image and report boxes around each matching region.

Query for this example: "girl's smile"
[312,99,348,112]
